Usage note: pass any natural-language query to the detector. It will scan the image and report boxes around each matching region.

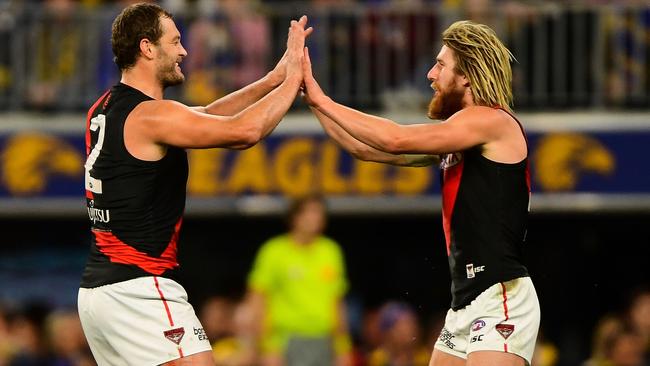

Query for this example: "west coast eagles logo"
[534,133,614,191]
[1,133,82,195]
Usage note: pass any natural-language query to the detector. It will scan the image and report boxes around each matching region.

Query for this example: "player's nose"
[427,65,437,81]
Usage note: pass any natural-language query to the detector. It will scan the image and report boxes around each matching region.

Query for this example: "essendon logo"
[495,324,515,339]
[163,327,185,345]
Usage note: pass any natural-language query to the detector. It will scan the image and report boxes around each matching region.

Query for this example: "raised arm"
[301,49,438,167]
[126,16,310,154]
[193,48,299,116]
[301,47,503,156]
[310,106,438,167]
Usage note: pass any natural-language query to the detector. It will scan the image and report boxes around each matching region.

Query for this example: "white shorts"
[434,276,540,365]
[78,276,212,365]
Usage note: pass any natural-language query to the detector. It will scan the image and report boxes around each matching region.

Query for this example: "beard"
[156,55,185,88]
[427,85,464,120]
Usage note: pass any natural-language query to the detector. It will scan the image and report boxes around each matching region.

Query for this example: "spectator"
[26,0,82,110]
[221,0,271,89]
[0,304,17,365]
[43,310,95,366]
[583,315,645,366]
[183,0,234,106]
[7,302,54,366]
[625,288,650,365]
[184,0,270,106]
[366,302,429,366]
[199,296,255,366]
[608,329,645,366]
[531,329,559,366]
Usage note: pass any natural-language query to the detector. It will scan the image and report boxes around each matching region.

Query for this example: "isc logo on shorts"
[465,263,485,279]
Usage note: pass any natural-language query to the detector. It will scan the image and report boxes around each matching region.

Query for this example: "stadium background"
[0,0,648,365]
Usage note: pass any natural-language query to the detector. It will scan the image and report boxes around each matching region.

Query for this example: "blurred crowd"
[0,0,649,111]
[0,193,648,366]
[0,288,648,366]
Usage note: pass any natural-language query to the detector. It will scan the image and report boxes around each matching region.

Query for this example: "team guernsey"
[440,111,531,310]
[80,83,188,288]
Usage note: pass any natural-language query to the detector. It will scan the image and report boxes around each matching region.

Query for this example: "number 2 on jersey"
[85,114,105,194]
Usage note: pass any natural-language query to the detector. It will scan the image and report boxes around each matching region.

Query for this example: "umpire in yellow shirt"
[244,194,352,366]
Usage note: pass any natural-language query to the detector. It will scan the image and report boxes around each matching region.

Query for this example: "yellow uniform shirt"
[248,234,348,352]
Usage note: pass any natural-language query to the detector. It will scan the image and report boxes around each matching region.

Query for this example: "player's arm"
[129,17,310,150]
[309,105,439,167]
[302,48,501,155]
[191,49,297,116]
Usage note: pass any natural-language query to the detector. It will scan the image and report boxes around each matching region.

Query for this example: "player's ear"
[460,74,470,87]
[140,38,154,60]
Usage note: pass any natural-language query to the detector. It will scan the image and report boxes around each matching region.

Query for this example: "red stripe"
[441,156,464,256]
[500,282,509,321]
[92,217,182,275]
[86,90,110,155]
[154,276,174,327]
[154,277,185,358]
[500,283,510,353]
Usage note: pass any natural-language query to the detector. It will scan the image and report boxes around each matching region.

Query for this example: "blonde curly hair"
[442,21,515,111]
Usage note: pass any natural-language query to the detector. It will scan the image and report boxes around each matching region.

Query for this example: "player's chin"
[162,74,185,88]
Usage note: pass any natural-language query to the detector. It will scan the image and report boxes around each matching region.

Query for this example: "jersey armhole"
[122,102,169,164]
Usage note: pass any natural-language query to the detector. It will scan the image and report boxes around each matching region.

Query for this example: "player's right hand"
[286,15,312,79]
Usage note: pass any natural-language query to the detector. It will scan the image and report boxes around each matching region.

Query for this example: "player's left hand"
[269,16,313,86]
[300,46,327,107]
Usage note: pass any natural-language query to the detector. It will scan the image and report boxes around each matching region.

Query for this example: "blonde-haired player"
[302,20,540,366]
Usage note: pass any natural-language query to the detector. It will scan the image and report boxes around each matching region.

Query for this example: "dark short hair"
[111,3,172,71]
[286,194,326,229]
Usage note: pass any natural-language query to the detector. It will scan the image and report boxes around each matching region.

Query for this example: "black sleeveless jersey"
[80,83,188,288]
[441,110,530,310]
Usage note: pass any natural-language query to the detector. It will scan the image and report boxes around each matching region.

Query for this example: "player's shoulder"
[134,99,184,113]
[128,99,189,123]
[456,105,505,119]
[451,106,516,128]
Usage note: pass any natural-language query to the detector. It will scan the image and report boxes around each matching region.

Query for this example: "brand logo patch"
[465,264,485,279]
[164,327,185,345]
[471,319,486,331]
[495,324,515,339]
[437,327,456,350]
[194,327,208,341]
[441,152,463,169]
